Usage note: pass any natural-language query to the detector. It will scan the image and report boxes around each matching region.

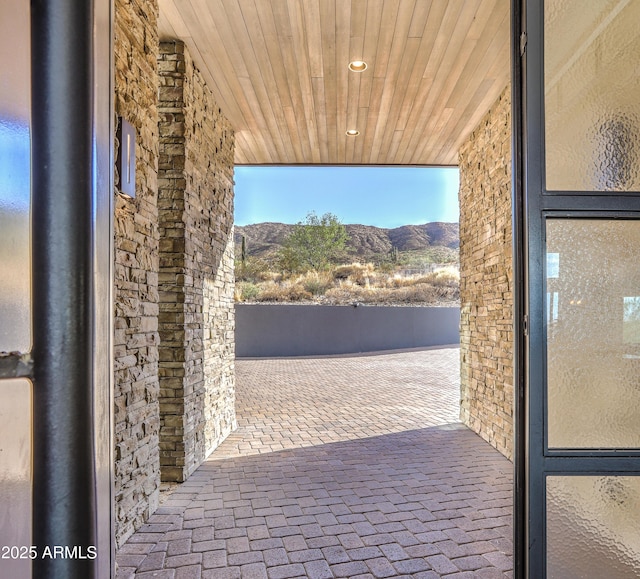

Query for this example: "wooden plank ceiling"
[158,0,510,165]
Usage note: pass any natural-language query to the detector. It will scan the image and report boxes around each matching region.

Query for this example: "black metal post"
[31,1,97,577]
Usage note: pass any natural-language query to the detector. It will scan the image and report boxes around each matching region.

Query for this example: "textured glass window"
[0,0,31,353]
[547,476,640,578]
[546,219,640,448]
[545,0,640,191]
[0,380,32,579]
[0,2,32,577]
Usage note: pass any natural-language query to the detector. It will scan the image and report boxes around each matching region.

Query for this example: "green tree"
[279,211,348,272]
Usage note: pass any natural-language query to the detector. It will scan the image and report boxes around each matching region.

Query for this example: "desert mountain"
[235,221,459,262]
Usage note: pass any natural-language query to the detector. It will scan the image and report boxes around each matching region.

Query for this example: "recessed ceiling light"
[348,60,367,72]
[346,129,360,136]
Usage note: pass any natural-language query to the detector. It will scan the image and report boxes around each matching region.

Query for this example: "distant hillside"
[235,221,459,263]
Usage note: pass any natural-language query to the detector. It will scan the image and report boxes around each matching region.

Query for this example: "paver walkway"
[116,346,513,578]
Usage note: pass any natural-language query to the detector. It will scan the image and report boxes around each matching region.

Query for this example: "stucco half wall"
[235,304,460,358]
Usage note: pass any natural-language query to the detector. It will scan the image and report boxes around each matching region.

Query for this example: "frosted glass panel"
[545,0,640,191]
[547,476,640,578]
[0,0,31,352]
[546,219,640,448]
[0,380,32,579]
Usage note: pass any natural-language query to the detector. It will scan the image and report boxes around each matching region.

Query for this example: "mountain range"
[234,221,459,262]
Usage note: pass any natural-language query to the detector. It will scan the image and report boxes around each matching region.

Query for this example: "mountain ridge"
[235,221,459,262]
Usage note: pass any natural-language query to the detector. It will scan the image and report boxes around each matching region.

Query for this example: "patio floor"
[116,346,513,578]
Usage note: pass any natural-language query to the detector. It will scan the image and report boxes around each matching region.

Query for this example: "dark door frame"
[510,1,527,577]
[513,1,640,577]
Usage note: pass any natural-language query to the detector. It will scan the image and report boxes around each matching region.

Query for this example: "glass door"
[517,0,640,576]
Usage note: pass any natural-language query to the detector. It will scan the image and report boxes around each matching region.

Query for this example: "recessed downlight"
[348,60,367,72]
[346,129,360,136]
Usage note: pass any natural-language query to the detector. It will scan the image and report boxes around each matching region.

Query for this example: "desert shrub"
[396,281,458,302]
[386,266,460,289]
[400,247,459,267]
[254,269,283,283]
[299,271,334,296]
[257,281,312,302]
[374,260,396,274]
[325,279,459,305]
[278,211,348,272]
[386,273,428,288]
[387,275,411,288]
[235,281,260,302]
[234,260,459,305]
[324,285,370,303]
[397,274,437,287]
[335,277,356,288]
[431,266,460,286]
[394,284,440,303]
[235,256,273,282]
[333,262,375,285]
[325,285,391,304]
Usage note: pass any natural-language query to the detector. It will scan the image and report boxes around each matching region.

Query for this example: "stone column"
[113,0,161,547]
[458,85,514,460]
[158,40,237,482]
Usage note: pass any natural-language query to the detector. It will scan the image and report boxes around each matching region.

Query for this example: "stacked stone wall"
[113,0,160,547]
[158,40,236,482]
[458,85,514,460]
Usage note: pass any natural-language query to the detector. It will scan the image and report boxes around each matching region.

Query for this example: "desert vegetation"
[235,212,460,306]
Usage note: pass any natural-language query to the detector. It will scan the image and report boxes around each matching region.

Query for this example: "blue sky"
[234,166,460,227]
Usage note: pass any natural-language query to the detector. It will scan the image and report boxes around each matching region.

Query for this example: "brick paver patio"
[116,346,513,578]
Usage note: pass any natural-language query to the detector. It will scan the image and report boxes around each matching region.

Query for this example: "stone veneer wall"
[158,40,236,482]
[458,85,514,460]
[113,0,161,547]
